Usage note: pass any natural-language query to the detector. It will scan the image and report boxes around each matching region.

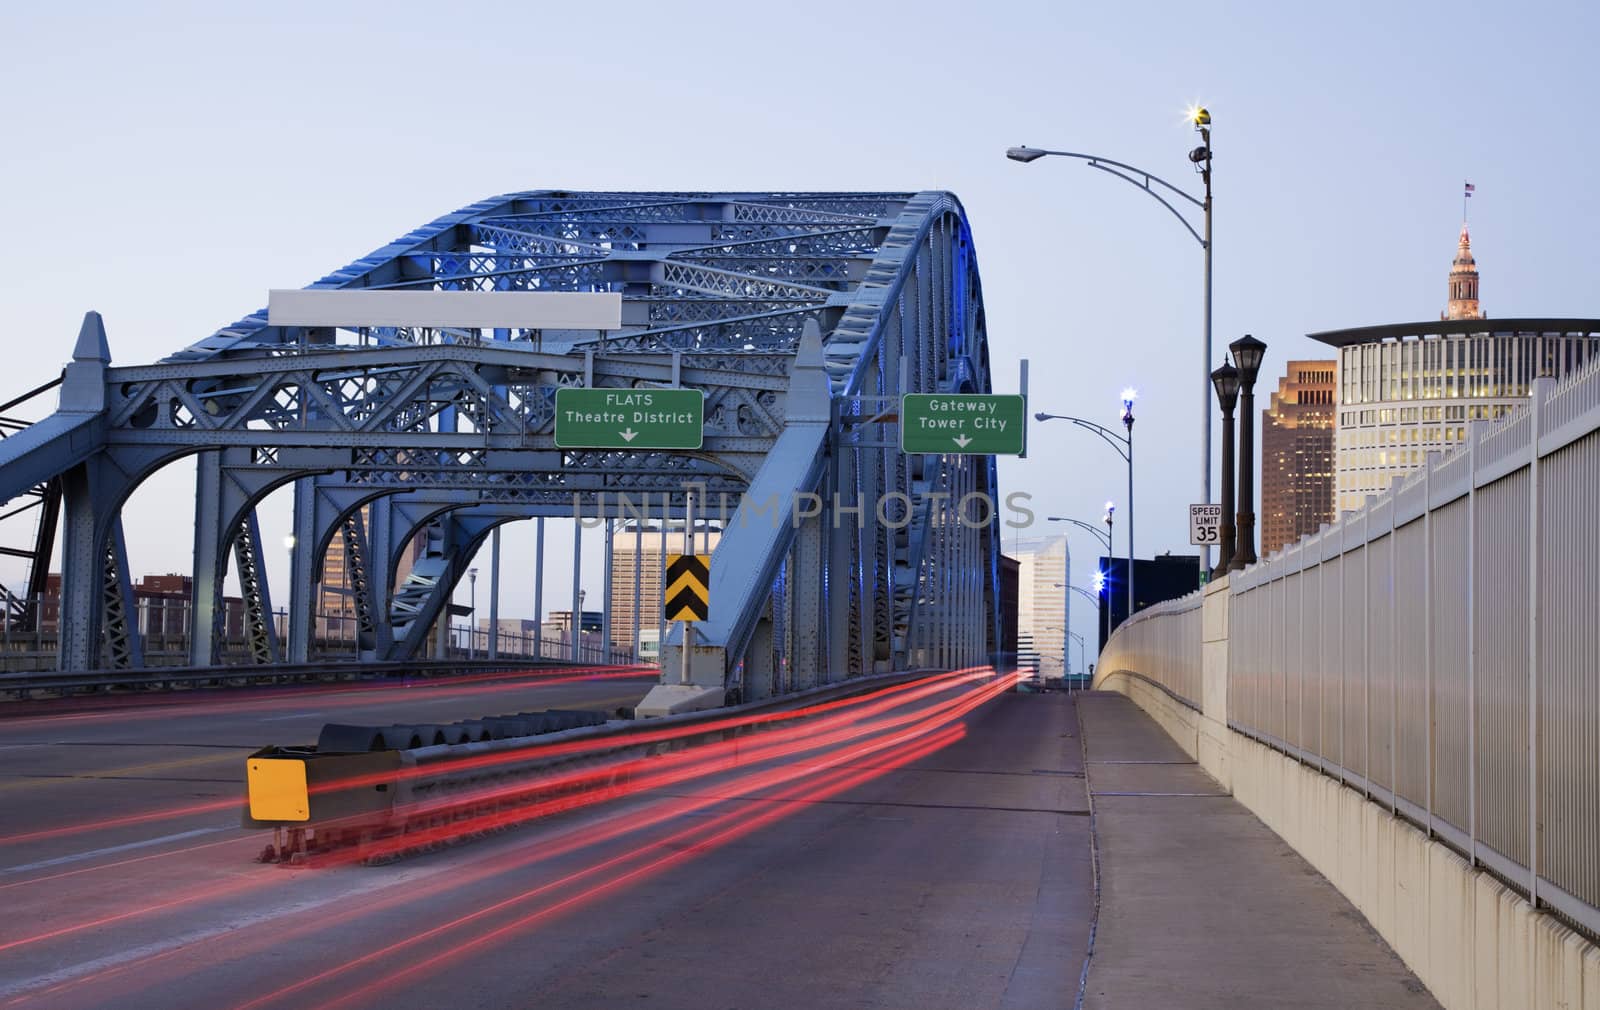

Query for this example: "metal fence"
[1,615,640,673]
[1101,359,1600,938]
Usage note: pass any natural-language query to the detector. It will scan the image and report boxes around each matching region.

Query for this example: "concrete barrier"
[1098,571,1598,1010]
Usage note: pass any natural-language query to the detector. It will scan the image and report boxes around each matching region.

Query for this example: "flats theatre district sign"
[554,389,1025,456]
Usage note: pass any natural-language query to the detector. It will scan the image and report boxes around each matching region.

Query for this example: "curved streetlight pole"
[1008,110,1214,568]
[1036,407,1135,620]
[1047,517,1108,679]
[1046,516,1111,552]
[1067,630,1087,686]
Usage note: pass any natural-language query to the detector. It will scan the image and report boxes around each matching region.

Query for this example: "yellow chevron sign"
[664,554,710,622]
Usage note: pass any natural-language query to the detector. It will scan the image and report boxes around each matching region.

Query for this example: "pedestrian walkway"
[1075,691,1441,1009]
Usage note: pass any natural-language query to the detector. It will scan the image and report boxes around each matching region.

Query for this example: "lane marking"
[0,861,458,1000]
[0,751,239,795]
[0,826,232,877]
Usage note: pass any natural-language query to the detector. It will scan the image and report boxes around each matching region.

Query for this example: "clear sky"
[1,0,1595,650]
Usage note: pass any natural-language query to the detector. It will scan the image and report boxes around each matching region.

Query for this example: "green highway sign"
[554,388,705,449]
[900,394,1026,455]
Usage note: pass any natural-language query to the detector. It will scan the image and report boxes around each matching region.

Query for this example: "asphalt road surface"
[0,672,1087,1010]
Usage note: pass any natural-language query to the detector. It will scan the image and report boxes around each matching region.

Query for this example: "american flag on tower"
[1464,182,1475,197]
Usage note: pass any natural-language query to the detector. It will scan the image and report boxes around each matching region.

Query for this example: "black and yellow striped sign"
[664,554,710,622]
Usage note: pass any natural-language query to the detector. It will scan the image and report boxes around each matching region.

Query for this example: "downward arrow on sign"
[953,435,972,448]
[620,429,638,442]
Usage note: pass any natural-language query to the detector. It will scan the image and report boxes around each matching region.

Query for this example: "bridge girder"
[0,191,1002,689]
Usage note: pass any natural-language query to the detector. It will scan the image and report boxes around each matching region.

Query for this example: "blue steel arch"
[0,191,1004,691]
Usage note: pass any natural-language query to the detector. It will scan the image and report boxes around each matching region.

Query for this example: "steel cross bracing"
[0,191,1003,694]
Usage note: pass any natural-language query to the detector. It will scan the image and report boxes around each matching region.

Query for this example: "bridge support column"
[789,509,826,690]
[57,465,101,671]
[103,518,144,669]
[190,451,226,667]
[233,511,280,664]
[826,437,856,681]
[287,478,316,663]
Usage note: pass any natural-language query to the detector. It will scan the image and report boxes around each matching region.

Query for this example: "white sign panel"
[1189,503,1223,545]
[267,290,622,330]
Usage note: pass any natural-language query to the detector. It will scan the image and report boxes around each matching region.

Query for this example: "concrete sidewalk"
[1076,691,1439,1009]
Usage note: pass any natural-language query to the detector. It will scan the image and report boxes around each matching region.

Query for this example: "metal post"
[467,567,477,661]
[1528,376,1550,905]
[631,522,642,664]
[488,527,500,659]
[1466,422,1477,866]
[1233,377,1259,569]
[1063,539,1071,681]
[570,520,582,663]
[679,489,697,685]
[602,519,614,664]
[1424,458,1434,838]
[658,502,667,671]
[533,517,544,658]
[1202,154,1214,574]
[1105,511,1115,642]
[1126,415,1136,617]
[1216,396,1237,576]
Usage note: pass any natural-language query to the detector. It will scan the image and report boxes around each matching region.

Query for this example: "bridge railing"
[1100,359,1600,939]
[1094,592,1203,710]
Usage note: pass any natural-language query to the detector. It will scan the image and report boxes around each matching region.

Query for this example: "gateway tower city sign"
[900,393,1026,455]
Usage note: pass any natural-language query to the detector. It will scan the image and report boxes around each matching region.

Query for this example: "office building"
[1260,361,1337,555]
[1012,536,1067,677]
[1314,227,1600,512]
[608,521,721,655]
[1096,554,1202,650]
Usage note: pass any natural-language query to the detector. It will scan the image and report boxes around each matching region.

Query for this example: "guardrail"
[244,666,955,863]
[0,656,652,701]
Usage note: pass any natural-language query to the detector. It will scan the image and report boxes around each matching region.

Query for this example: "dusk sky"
[2,0,1595,648]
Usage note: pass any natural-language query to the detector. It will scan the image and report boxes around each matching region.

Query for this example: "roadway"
[0,668,657,892]
[0,673,1441,1009]
[0,672,1088,1009]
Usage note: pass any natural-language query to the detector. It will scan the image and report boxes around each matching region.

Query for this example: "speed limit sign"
[1189,504,1222,545]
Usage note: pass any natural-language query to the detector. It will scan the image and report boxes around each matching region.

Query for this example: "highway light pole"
[1046,516,1113,552]
[1047,517,1111,680]
[1008,108,1213,567]
[1036,397,1136,620]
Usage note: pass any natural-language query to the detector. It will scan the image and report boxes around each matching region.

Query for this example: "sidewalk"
[1075,691,1440,1009]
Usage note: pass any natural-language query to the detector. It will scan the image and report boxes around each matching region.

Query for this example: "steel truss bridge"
[0,191,1003,701]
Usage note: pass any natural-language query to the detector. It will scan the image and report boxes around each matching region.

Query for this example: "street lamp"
[1007,109,1214,567]
[1092,563,1111,649]
[1035,396,1135,620]
[1046,516,1112,551]
[1044,517,1108,680]
[1067,630,1087,687]
[1229,334,1268,570]
[1210,358,1240,577]
[468,566,478,659]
